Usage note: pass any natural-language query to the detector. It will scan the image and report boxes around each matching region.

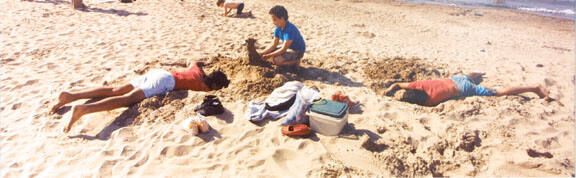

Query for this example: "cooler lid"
[310,99,348,119]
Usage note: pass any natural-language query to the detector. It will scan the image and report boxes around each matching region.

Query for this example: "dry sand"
[1,0,574,176]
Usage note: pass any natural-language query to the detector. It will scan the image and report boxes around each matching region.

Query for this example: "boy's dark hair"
[269,5,288,20]
[401,89,429,106]
[216,0,225,6]
[206,71,230,90]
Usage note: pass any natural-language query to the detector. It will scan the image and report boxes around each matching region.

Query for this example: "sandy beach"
[1,0,574,176]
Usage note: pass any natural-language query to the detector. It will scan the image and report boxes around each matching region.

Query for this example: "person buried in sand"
[385,72,550,106]
[50,61,230,133]
[253,5,306,67]
[216,0,253,18]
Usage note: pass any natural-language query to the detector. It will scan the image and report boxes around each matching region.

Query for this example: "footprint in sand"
[160,145,195,157]
[98,160,119,177]
[11,103,22,110]
[121,145,135,157]
[247,159,266,169]
[535,136,561,150]
[297,140,324,154]
[11,79,39,91]
[238,128,264,142]
[133,155,149,167]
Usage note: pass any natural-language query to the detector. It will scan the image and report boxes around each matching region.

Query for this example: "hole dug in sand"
[363,56,450,97]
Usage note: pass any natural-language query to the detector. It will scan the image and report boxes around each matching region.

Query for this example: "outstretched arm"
[259,38,280,56]
[263,40,292,59]
[224,7,233,16]
[385,82,410,96]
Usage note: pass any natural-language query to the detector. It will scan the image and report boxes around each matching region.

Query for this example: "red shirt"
[171,65,211,91]
[407,79,459,106]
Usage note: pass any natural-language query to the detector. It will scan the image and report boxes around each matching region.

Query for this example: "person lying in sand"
[254,5,306,67]
[385,72,550,106]
[50,61,230,132]
[217,0,252,18]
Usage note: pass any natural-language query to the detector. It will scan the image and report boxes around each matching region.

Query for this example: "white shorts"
[129,69,175,98]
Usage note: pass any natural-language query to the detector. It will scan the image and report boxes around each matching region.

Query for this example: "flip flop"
[282,124,312,137]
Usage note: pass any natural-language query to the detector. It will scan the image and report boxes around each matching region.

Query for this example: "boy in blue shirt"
[257,5,306,67]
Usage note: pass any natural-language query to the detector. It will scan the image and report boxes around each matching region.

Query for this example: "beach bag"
[310,99,348,118]
[265,81,304,111]
[194,95,224,116]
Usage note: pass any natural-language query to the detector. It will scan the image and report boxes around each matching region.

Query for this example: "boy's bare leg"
[495,85,549,98]
[273,56,299,66]
[236,11,252,17]
[65,89,146,132]
[51,84,135,113]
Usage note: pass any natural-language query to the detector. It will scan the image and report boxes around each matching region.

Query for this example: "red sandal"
[282,124,312,136]
[332,91,359,108]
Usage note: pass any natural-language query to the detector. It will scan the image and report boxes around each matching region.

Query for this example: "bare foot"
[72,1,87,10]
[64,105,86,133]
[75,4,87,10]
[535,85,549,99]
[50,91,74,114]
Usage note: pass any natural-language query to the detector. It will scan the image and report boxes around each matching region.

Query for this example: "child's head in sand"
[400,89,429,105]
[205,71,230,90]
[216,0,225,7]
[269,5,288,27]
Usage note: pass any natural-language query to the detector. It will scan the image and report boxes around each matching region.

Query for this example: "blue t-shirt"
[273,22,306,52]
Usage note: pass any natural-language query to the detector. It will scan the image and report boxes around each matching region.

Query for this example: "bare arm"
[190,61,205,69]
[223,7,231,16]
[263,40,292,58]
[259,38,280,56]
[385,82,410,96]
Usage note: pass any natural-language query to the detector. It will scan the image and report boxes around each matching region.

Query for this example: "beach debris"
[526,148,553,158]
[361,134,389,152]
[450,9,473,16]
[459,130,481,152]
[536,64,544,67]
[1,58,15,64]
[480,49,486,52]
[377,125,387,134]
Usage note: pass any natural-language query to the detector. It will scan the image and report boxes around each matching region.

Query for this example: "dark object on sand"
[526,148,553,158]
[246,38,263,65]
[536,64,544,67]
[120,0,133,3]
[194,95,224,116]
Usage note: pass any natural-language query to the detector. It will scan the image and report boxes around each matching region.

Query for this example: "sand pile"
[204,54,291,101]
